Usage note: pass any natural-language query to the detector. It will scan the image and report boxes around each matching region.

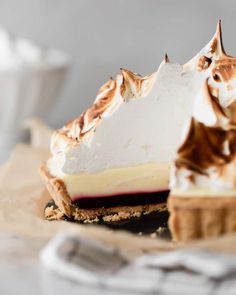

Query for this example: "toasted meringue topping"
[193,80,229,127]
[171,21,236,193]
[121,68,157,99]
[52,21,236,161]
[50,69,156,155]
[172,78,236,192]
[184,21,236,120]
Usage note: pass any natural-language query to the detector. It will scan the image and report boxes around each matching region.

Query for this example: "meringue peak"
[210,19,225,57]
[183,21,227,71]
[164,53,170,63]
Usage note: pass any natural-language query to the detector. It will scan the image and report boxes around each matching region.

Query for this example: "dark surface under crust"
[45,199,170,239]
[72,190,170,208]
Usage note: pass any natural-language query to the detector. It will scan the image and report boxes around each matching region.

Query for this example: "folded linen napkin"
[40,232,236,294]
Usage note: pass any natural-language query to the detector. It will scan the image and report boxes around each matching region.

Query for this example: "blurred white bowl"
[0,29,70,164]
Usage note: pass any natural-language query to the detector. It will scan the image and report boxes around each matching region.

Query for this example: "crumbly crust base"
[168,195,236,241]
[40,162,167,223]
[45,202,167,223]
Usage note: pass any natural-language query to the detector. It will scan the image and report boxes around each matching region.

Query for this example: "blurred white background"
[0,0,235,128]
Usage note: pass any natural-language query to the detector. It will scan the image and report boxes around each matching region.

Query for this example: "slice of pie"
[40,55,203,222]
[41,21,232,225]
[168,23,236,240]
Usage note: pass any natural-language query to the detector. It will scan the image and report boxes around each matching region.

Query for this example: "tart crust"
[168,195,236,241]
[40,162,167,223]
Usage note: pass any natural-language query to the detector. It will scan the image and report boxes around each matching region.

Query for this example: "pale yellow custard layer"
[60,163,170,198]
[171,188,236,197]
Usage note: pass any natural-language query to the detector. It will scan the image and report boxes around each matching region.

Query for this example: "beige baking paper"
[1,118,236,257]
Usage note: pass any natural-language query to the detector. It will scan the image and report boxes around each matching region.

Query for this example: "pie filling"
[171,188,236,197]
[59,162,170,200]
[72,189,170,209]
[48,160,170,208]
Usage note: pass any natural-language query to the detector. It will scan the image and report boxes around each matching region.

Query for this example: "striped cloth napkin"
[40,232,236,294]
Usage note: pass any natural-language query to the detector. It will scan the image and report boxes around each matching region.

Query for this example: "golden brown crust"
[45,205,66,221]
[168,194,236,241]
[39,162,167,223]
[40,162,73,217]
[45,201,167,223]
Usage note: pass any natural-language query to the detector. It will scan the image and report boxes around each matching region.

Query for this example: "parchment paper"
[1,119,236,258]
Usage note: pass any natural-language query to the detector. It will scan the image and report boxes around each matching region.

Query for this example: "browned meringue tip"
[212,19,226,56]
[164,53,170,63]
[120,67,141,77]
[120,67,136,75]
[182,20,228,71]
